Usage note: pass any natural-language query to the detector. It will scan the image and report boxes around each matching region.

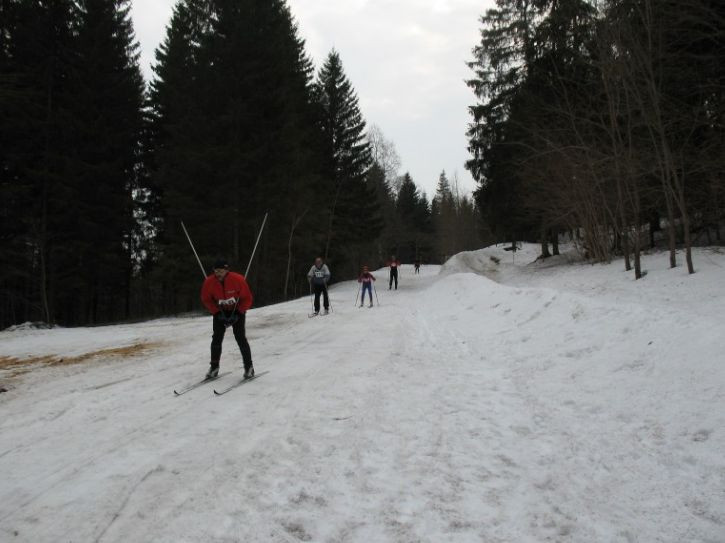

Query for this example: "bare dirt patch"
[0,342,160,377]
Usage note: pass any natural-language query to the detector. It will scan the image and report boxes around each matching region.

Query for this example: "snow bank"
[2,321,56,332]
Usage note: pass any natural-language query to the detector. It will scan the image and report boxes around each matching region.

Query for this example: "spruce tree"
[150,0,325,310]
[433,171,457,262]
[0,0,79,327]
[65,0,145,323]
[314,49,378,263]
[394,173,432,261]
[466,0,541,244]
[147,0,216,314]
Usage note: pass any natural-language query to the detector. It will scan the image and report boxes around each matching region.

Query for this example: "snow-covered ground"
[1,245,724,542]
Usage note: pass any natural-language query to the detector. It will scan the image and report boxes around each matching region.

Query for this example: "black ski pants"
[313,283,329,312]
[211,311,252,369]
[389,268,398,289]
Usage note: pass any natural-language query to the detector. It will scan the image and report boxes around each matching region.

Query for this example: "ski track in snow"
[1,247,724,542]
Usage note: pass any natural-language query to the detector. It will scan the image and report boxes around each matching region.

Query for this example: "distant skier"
[414,258,421,274]
[358,265,376,307]
[387,255,401,290]
[201,259,254,380]
[307,257,331,315]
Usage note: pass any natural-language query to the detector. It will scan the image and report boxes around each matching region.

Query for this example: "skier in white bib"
[306,257,331,314]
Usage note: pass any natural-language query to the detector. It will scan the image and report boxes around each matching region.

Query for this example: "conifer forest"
[0,0,482,328]
[1,0,723,328]
[467,0,725,277]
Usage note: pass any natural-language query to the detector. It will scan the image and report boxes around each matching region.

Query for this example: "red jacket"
[358,271,376,283]
[201,271,253,315]
[387,259,400,269]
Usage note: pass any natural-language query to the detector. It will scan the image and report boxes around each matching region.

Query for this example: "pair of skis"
[173,370,269,396]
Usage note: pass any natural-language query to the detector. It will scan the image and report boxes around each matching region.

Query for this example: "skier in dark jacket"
[307,257,331,314]
[358,266,376,307]
[200,259,254,379]
[387,255,400,290]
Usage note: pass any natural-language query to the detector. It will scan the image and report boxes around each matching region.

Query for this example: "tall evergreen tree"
[63,0,145,323]
[393,173,432,261]
[0,0,145,327]
[150,0,325,311]
[314,49,379,264]
[147,0,215,314]
[1,0,79,327]
[466,0,541,243]
[432,170,457,261]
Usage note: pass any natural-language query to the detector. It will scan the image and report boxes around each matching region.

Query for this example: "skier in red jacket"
[200,259,254,379]
[357,265,376,307]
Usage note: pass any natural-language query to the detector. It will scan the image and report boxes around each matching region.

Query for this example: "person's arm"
[237,275,253,312]
[306,266,314,282]
[324,265,331,283]
[200,278,219,314]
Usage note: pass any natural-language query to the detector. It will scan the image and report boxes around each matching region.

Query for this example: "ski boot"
[206,364,219,379]
[244,364,255,379]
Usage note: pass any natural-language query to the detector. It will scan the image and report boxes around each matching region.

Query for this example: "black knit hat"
[213,258,229,270]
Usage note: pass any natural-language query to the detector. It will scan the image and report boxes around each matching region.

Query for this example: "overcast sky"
[131,0,494,198]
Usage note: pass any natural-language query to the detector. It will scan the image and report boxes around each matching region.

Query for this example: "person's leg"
[322,286,329,311]
[393,269,398,289]
[389,270,393,289]
[231,312,253,370]
[210,314,226,370]
[313,284,321,312]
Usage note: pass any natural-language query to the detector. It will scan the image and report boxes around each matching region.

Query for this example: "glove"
[223,312,238,328]
[214,311,238,328]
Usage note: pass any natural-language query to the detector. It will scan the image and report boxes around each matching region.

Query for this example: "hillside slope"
[1,248,723,542]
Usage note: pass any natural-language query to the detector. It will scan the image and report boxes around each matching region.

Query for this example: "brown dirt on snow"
[0,342,160,377]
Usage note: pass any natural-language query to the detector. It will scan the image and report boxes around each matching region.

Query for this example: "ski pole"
[181,221,206,279]
[354,284,361,307]
[326,284,333,313]
[244,212,268,277]
[309,282,314,313]
[373,283,380,306]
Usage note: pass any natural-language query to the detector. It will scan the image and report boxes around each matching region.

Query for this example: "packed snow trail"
[1,249,724,542]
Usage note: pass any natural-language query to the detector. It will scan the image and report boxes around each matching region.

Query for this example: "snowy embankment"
[1,246,724,542]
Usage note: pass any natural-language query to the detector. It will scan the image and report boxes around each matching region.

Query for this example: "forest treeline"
[0,0,483,329]
[467,0,725,278]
